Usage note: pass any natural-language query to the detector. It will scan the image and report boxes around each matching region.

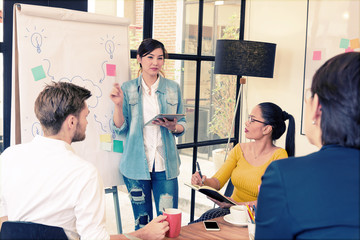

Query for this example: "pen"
[252,204,257,217]
[196,162,203,182]
[247,210,255,224]
[246,204,255,223]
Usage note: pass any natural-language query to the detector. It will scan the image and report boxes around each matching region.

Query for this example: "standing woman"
[191,102,295,222]
[110,39,186,230]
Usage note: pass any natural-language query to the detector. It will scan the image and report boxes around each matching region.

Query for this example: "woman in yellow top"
[190,102,295,222]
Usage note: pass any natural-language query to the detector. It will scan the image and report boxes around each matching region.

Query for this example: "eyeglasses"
[248,115,268,125]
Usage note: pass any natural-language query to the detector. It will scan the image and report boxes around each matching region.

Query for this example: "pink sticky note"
[345,47,354,53]
[350,38,360,49]
[313,51,321,60]
[106,64,116,76]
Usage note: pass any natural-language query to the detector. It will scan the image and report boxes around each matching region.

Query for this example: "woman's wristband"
[123,233,141,240]
[171,125,178,133]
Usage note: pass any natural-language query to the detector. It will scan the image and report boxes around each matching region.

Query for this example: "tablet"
[144,114,185,126]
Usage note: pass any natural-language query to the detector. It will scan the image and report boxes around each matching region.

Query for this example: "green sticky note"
[339,38,349,49]
[31,65,46,81]
[101,142,112,152]
[113,140,123,153]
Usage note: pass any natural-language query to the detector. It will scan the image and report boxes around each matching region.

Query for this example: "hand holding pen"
[196,162,203,178]
[191,162,205,185]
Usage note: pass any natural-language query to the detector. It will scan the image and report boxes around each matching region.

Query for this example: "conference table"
[164,216,250,239]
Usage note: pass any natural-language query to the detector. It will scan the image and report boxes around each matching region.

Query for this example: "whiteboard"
[301,0,360,134]
[11,4,130,187]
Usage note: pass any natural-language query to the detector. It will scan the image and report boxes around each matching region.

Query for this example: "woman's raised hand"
[110,83,124,106]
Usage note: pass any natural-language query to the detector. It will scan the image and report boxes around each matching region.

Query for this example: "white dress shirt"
[0,135,109,240]
[142,77,166,172]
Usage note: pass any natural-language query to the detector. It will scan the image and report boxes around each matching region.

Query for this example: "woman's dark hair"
[259,102,295,156]
[311,52,360,149]
[137,38,168,76]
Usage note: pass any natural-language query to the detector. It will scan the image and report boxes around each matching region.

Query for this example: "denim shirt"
[111,75,186,180]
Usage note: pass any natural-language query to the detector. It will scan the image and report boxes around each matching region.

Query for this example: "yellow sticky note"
[350,38,360,49]
[100,134,112,143]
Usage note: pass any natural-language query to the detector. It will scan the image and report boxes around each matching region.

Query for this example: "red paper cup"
[163,208,182,238]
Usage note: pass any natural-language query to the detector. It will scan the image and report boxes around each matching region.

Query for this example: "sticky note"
[113,140,123,153]
[312,51,321,60]
[106,64,116,76]
[100,134,112,143]
[31,65,46,81]
[350,38,360,49]
[339,38,349,49]
[345,47,354,53]
[101,142,112,152]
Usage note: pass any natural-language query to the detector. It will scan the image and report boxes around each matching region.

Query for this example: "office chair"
[0,221,68,240]
[223,179,234,198]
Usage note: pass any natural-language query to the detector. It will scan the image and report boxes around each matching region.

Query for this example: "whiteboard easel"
[105,186,122,234]
[11,4,132,233]
[11,4,130,187]
[301,0,360,134]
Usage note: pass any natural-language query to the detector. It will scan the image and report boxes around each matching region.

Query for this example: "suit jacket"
[255,145,360,239]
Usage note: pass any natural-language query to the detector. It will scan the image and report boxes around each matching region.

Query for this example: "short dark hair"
[259,102,295,156]
[34,82,91,136]
[311,52,360,149]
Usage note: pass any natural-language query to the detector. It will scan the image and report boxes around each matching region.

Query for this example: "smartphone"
[203,221,220,231]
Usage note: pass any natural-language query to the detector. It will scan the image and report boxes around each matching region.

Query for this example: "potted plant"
[208,14,239,170]
[209,74,237,170]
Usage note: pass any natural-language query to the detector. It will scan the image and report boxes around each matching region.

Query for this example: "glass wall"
[88,0,144,54]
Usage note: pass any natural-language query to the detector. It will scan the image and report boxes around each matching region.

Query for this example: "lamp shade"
[214,40,276,78]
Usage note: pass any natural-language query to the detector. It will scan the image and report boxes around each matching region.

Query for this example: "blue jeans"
[123,171,178,230]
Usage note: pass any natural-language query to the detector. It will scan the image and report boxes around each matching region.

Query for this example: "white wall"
[240,0,318,156]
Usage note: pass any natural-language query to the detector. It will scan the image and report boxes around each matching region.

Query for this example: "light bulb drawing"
[100,35,120,59]
[105,40,115,59]
[31,33,42,53]
[25,26,46,54]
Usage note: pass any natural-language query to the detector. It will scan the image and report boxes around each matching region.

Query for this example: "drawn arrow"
[99,61,108,83]
[94,114,106,132]
[43,59,55,80]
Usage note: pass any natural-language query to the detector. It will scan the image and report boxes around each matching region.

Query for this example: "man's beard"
[72,123,86,143]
